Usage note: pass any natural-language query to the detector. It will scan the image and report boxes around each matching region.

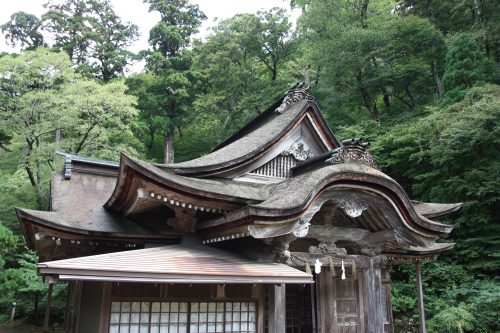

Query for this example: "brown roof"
[412,201,462,219]
[38,245,313,284]
[18,171,153,236]
[17,208,149,235]
[197,162,453,238]
[161,99,336,176]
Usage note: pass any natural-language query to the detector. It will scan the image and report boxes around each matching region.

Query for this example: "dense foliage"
[0,0,498,331]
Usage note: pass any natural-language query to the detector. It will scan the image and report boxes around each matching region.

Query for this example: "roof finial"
[275,81,315,114]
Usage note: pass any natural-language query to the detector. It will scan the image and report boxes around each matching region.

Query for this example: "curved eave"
[412,201,463,219]
[16,208,174,250]
[198,163,453,239]
[385,243,455,259]
[161,100,338,177]
[105,154,269,214]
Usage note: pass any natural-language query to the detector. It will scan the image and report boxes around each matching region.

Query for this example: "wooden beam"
[42,283,53,333]
[268,284,286,333]
[307,226,410,247]
[416,261,427,333]
[307,225,370,242]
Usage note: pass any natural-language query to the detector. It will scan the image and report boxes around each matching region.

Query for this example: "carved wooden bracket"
[281,139,315,162]
[334,194,370,218]
[167,207,197,233]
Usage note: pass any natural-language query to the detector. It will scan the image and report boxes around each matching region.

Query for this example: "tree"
[233,8,296,81]
[374,84,500,332]
[382,16,447,104]
[137,0,206,163]
[42,0,139,81]
[146,0,206,58]
[185,10,298,155]
[442,34,491,104]
[297,0,395,122]
[0,48,139,206]
[1,12,45,50]
[397,0,500,61]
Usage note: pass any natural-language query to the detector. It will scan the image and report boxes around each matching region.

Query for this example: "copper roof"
[38,245,313,284]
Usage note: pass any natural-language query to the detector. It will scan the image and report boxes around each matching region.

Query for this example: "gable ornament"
[275,82,315,114]
[326,138,380,170]
[334,194,370,218]
[281,139,315,161]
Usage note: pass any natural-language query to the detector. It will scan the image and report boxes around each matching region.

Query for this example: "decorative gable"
[248,139,315,179]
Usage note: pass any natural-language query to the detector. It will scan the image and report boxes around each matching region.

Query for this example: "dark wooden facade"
[18,85,460,333]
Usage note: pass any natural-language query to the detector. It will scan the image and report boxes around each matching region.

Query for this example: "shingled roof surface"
[18,170,153,235]
[160,100,312,172]
[17,208,149,235]
[127,156,272,202]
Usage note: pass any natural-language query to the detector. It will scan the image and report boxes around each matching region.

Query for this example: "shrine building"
[17,85,461,333]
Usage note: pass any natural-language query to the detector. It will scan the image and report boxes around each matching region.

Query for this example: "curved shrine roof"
[17,86,461,260]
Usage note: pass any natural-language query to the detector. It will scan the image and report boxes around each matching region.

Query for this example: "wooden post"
[416,261,427,333]
[362,257,384,333]
[268,284,286,333]
[43,283,53,333]
[64,281,83,333]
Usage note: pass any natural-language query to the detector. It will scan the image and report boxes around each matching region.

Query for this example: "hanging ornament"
[329,258,336,277]
[341,260,346,280]
[305,262,311,275]
[352,260,357,277]
[314,259,322,274]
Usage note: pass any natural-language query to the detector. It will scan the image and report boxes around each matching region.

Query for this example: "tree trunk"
[34,292,40,323]
[432,61,443,99]
[164,131,174,164]
[356,70,380,122]
[147,129,155,154]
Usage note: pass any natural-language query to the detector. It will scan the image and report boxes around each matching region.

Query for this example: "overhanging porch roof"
[38,245,313,284]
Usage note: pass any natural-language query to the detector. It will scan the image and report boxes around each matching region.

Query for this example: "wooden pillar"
[316,270,334,333]
[64,281,83,333]
[268,284,286,333]
[416,261,427,333]
[43,283,53,332]
[98,282,112,333]
[362,257,384,333]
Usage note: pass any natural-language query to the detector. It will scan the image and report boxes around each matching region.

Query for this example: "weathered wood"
[316,270,335,333]
[289,252,371,269]
[362,258,384,333]
[216,284,226,298]
[64,281,83,333]
[257,285,265,333]
[308,225,370,242]
[383,270,395,333]
[98,282,112,333]
[357,271,366,333]
[268,284,286,333]
[42,283,53,333]
[416,261,427,333]
[310,281,317,333]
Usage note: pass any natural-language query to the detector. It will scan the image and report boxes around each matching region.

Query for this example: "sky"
[0,0,300,55]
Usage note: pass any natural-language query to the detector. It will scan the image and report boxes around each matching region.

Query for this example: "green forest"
[0,0,498,331]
